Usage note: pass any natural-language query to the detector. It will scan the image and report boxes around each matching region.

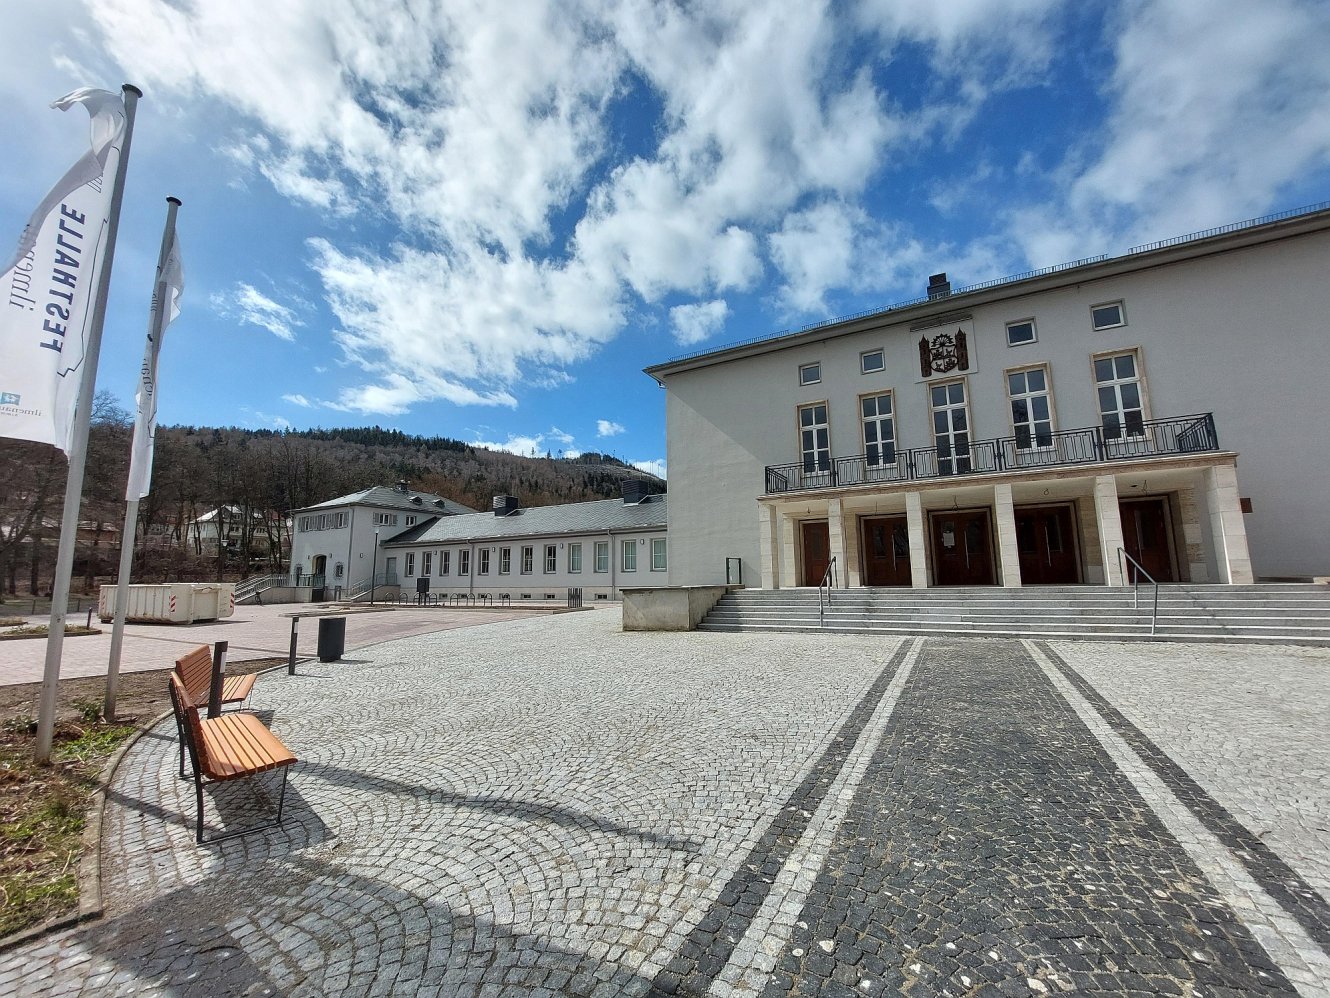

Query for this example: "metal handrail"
[818,556,838,627]
[1118,548,1160,635]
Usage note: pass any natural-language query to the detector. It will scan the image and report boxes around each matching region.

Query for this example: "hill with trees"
[0,393,663,594]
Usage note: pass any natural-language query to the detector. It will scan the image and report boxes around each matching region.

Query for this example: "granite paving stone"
[0,613,1325,997]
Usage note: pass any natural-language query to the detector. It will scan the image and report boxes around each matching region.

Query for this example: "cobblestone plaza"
[3,610,1328,996]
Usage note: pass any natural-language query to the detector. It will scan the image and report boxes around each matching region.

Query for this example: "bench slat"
[175,645,255,706]
[198,713,296,780]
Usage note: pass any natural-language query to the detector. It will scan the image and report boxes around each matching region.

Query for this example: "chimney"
[621,479,648,505]
[396,479,409,493]
[927,272,951,300]
[492,495,520,516]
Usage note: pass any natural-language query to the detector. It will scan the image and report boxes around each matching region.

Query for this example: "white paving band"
[1025,639,1330,997]
[709,636,925,998]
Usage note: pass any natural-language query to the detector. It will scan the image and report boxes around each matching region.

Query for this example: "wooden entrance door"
[861,516,911,586]
[1015,505,1080,585]
[931,509,995,586]
[1120,498,1175,582]
[801,521,831,586]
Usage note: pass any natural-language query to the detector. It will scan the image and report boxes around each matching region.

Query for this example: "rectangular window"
[594,542,609,573]
[422,552,432,576]
[1095,351,1146,439]
[405,552,415,576]
[1006,318,1036,346]
[440,550,450,575]
[478,548,490,575]
[544,544,557,573]
[930,380,972,475]
[798,361,821,386]
[798,402,831,474]
[860,349,884,374]
[499,547,511,574]
[860,392,896,467]
[622,540,637,572]
[568,543,582,573]
[1008,367,1054,450]
[458,549,470,575]
[375,512,398,526]
[521,546,534,574]
[1091,300,1126,330]
[651,538,667,571]
[405,515,416,526]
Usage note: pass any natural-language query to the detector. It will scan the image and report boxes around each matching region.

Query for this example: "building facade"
[380,484,667,603]
[647,205,1330,590]
[288,482,475,595]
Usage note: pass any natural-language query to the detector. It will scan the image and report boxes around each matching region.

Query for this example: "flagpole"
[34,84,141,764]
[105,195,178,721]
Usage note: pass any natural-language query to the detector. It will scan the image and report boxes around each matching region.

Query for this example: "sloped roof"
[294,486,475,516]
[382,495,667,547]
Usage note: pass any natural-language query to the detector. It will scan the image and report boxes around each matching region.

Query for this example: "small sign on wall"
[914,318,978,382]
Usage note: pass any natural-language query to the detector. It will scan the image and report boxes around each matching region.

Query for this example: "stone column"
[994,483,1022,587]
[827,498,846,588]
[906,492,929,588]
[1094,475,1126,586]
[779,510,798,589]
[758,503,778,590]
[1206,464,1254,584]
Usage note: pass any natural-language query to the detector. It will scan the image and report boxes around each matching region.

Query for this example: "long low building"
[645,203,1330,590]
[380,482,667,603]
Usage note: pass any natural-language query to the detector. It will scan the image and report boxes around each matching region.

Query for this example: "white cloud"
[548,426,576,446]
[668,300,729,346]
[470,434,546,457]
[210,282,303,341]
[282,393,313,407]
[631,458,666,479]
[596,419,625,437]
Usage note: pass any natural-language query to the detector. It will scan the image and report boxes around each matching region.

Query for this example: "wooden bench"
[168,674,297,843]
[175,645,256,709]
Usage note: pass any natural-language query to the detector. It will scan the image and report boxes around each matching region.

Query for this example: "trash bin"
[317,615,346,662]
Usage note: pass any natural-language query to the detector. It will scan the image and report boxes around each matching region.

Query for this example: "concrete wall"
[621,585,732,630]
[661,223,1330,583]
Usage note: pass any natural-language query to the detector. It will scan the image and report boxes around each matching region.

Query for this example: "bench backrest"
[168,673,210,775]
[174,645,215,702]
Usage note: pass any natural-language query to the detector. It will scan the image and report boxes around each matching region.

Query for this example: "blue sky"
[4,0,1330,481]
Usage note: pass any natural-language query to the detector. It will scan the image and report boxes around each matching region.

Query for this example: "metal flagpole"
[105,195,179,721]
[34,84,141,764]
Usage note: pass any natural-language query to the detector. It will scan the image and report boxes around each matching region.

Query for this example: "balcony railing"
[765,413,1218,495]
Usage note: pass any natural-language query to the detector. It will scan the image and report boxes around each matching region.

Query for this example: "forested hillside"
[0,393,662,593]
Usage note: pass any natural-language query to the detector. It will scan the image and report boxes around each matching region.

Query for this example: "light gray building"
[288,482,475,597]
[381,483,667,603]
[646,204,1330,591]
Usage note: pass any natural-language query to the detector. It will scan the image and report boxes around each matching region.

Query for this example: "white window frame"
[651,538,666,571]
[421,552,432,576]
[860,391,896,469]
[568,543,582,573]
[798,401,831,476]
[929,378,973,476]
[622,540,637,572]
[458,549,470,576]
[1007,365,1055,452]
[499,547,511,575]
[860,349,885,374]
[594,542,609,573]
[375,512,398,526]
[798,361,821,386]
[1091,300,1126,331]
[405,552,415,576]
[478,548,490,575]
[521,546,533,574]
[440,550,451,576]
[1094,349,1147,441]
[405,515,416,526]
[544,544,557,574]
[1005,318,1037,346]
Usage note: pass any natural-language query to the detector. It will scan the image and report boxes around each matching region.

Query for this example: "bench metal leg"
[195,768,293,845]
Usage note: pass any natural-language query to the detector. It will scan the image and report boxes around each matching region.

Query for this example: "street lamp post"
[370,529,380,605]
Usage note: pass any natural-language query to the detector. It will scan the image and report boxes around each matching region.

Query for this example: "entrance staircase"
[698,584,1330,646]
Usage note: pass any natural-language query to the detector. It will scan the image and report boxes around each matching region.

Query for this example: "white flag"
[125,226,183,500]
[0,89,126,455]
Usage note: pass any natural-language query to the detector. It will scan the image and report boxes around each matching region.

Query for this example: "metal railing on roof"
[659,201,1330,368]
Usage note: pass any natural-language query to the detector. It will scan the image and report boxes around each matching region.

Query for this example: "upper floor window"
[1006,319,1036,346]
[404,515,417,526]
[860,349,885,374]
[375,512,398,527]
[798,362,821,386]
[861,392,896,467]
[1008,367,1053,450]
[930,380,972,475]
[1095,351,1145,439]
[1091,300,1126,331]
[798,402,830,473]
